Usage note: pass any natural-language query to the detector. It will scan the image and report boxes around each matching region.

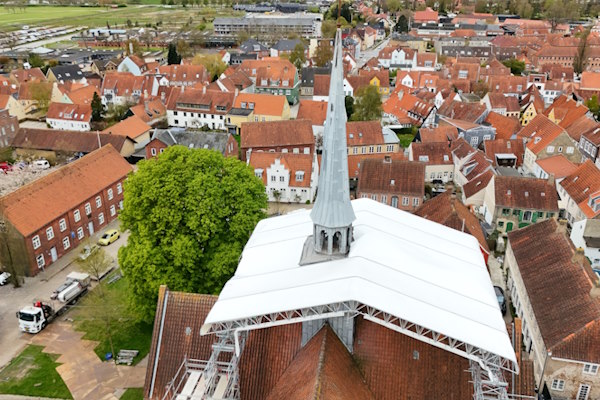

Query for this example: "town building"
[408,142,454,182]
[46,102,92,131]
[166,88,235,130]
[506,219,600,399]
[103,115,152,143]
[346,121,400,156]
[357,157,425,211]
[240,119,314,161]
[117,55,149,76]
[0,109,18,148]
[481,176,558,234]
[0,145,131,276]
[46,65,85,84]
[101,72,158,106]
[570,219,600,269]
[557,160,600,225]
[226,93,290,135]
[579,125,600,165]
[156,64,209,87]
[237,59,300,104]
[522,123,582,174]
[144,129,238,159]
[213,13,322,38]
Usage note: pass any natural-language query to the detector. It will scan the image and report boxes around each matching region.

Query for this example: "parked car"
[0,162,12,173]
[79,244,99,261]
[494,286,507,315]
[98,229,120,246]
[0,271,11,286]
[33,159,50,170]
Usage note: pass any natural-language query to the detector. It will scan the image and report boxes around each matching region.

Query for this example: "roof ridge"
[550,318,600,351]
[313,326,329,400]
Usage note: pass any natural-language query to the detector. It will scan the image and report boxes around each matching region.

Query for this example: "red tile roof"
[358,159,425,197]
[484,112,520,140]
[157,64,209,85]
[166,88,235,115]
[128,99,166,123]
[297,100,328,126]
[103,115,151,140]
[463,169,494,199]
[11,128,132,154]
[233,92,287,117]
[415,191,489,253]
[313,74,331,97]
[516,114,563,141]
[544,95,589,129]
[0,145,132,236]
[241,119,314,149]
[411,142,453,165]
[101,72,155,98]
[10,68,46,84]
[565,115,600,143]
[535,154,578,179]
[559,160,600,219]
[437,99,487,123]
[494,176,558,211]
[419,125,458,143]
[346,121,385,146]
[508,219,600,354]
[266,325,375,400]
[347,153,405,178]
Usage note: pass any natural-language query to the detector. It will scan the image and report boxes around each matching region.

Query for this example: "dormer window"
[249,102,254,110]
[443,155,449,162]
[296,171,304,181]
[418,155,429,162]
[254,168,263,178]
[261,79,268,86]
[534,137,542,144]
[241,102,246,108]
[589,193,600,212]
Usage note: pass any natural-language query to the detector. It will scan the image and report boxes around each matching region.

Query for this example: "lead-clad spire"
[310,29,356,256]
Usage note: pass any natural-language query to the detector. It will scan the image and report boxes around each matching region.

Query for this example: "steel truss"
[202,301,518,400]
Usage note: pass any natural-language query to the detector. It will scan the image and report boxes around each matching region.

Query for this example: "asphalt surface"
[0,220,128,368]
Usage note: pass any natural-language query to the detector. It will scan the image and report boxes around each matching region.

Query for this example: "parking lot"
[0,221,127,368]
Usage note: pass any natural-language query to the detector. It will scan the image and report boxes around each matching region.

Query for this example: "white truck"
[17,272,91,334]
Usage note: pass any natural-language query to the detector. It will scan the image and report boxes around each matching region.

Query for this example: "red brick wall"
[23,178,126,276]
[357,191,422,212]
[240,144,315,161]
[146,138,168,159]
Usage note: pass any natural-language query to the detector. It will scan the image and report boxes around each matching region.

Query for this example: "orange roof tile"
[46,102,92,123]
[296,100,328,126]
[233,92,287,117]
[248,151,313,188]
[484,112,520,140]
[494,176,558,211]
[560,160,600,218]
[484,139,525,167]
[535,154,578,179]
[103,115,151,140]
[241,119,314,149]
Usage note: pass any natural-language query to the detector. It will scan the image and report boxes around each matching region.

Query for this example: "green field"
[0,5,240,30]
[0,345,72,399]
[121,387,144,400]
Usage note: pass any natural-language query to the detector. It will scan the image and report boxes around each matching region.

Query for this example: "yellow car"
[98,229,120,246]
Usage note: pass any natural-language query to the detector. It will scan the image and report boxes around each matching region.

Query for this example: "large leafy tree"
[91,92,104,122]
[191,54,228,81]
[351,85,382,121]
[314,42,333,67]
[118,146,267,321]
[501,58,526,75]
[289,43,306,70]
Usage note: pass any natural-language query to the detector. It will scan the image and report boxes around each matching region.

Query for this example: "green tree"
[192,54,228,81]
[118,147,267,321]
[474,0,488,12]
[314,42,333,67]
[329,1,352,22]
[501,58,525,75]
[289,43,306,70]
[321,20,337,38]
[385,0,401,14]
[395,14,409,33]
[345,95,354,119]
[574,28,590,74]
[29,82,51,113]
[545,0,579,32]
[167,42,180,65]
[28,53,44,68]
[586,95,600,120]
[91,92,104,122]
[351,85,382,121]
[176,39,192,59]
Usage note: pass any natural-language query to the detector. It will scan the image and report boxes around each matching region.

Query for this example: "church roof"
[201,199,517,368]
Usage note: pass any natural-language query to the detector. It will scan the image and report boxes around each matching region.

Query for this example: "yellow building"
[226,93,290,135]
[520,101,539,126]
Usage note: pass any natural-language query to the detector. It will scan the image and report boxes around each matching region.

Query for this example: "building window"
[77,227,84,240]
[271,176,276,182]
[117,183,123,194]
[279,176,285,182]
[567,146,574,154]
[63,237,70,250]
[98,213,105,225]
[107,188,113,200]
[547,146,555,153]
[32,235,41,249]
[381,195,387,203]
[583,364,599,375]
[59,218,67,232]
[371,194,377,201]
[119,201,124,210]
[369,146,374,153]
[95,196,102,208]
[391,196,399,208]
[110,205,116,217]
[46,227,54,240]
[577,384,590,400]
[413,197,419,206]
[551,379,565,391]
[74,209,81,222]
[402,196,409,206]
[151,148,157,156]
[36,254,45,268]
[85,203,92,215]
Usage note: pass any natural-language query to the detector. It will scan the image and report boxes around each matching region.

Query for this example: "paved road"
[357,36,390,68]
[0,220,128,369]
[12,32,79,51]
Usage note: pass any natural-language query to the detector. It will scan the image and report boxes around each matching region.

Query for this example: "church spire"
[310,29,356,256]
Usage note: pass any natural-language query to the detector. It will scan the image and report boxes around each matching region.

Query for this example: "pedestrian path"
[30,322,146,400]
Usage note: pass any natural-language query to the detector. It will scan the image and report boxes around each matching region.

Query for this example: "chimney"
[234,88,239,97]
[246,148,252,164]
[202,85,206,94]
[572,247,586,267]
[397,89,404,101]
[547,173,555,187]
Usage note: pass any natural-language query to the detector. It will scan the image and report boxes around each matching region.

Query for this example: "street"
[0,220,128,369]
[357,36,390,68]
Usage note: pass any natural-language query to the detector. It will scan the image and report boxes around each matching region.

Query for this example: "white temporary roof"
[201,199,516,365]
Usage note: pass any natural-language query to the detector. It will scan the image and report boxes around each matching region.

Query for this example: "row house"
[579,125,600,165]
[249,151,318,204]
[156,64,209,87]
[240,119,314,162]
[166,88,235,131]
[570,219,600,269]
[357,158,425,211]
[383,89,436,128]
[558,161,600,226]
[101,72,158,106]
[533,154,578,181]
[520,85,545,126]
[439,118,496,149]
[506,220,600,400]
[484,112,520,141]
[238,59,300,104]
[46,102,92,131]
[0,145,131,277]
[487,76,527,97]
[416,191,491,263]
[408,142,454,183]
[117,55,150,76]
[481,175,558,234]
[0,109,18,148]
[346,121,400,156]
[534,45,577,69]
[480,93,520,118]
[226,93,290,135]
[440,46,493,63]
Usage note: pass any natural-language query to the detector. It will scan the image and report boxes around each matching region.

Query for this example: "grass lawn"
[70,274,153,365]
[397,133,415,148]
[0,345,72,399]
[120,387,144,400]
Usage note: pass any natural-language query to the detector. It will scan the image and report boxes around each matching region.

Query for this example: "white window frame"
[151,147,157,156]
[77,227,84,240]
[46,226,54,240]
[577,384,590,400]
[391,196,399,208]
[110,205,116,217]
[59,218,67,232]
[95,196,102,208]
[551,379,565,391]
[107,188,114,200]
[583,363,599,375]
[32,235,41,249]
[413,197,419,206]
[402,196,409,206]
[63,237,70,250]
[84,203,92,215]
[74,209,81,222]
[117,183,123,194]
[36,254,45,268]
[98,212,105,225]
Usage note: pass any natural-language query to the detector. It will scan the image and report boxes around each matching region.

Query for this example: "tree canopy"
[167,42,181,65]
[191,54,228,81]
[289,43,306,70]
[502,58,526,75]
[351,85,382,121]
[314,42,333,67]
[91,92,104,122]
[118,146,267,321]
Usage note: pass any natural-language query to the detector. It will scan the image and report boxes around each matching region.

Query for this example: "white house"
[249,151,318,203]
[46,102,91,131]
[557,160,600,226]
[166,87,236,130]
[571,218,600,268]
[117,55,148,76]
